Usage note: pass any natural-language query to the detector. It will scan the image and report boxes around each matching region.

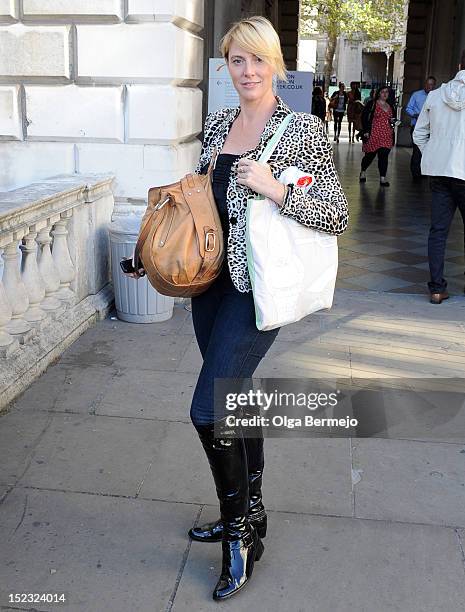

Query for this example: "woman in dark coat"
[346,81,362,143]
[330,82,348,142]
[311,86,327,122]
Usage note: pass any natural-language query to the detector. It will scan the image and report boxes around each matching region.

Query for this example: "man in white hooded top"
[414,51,465,304]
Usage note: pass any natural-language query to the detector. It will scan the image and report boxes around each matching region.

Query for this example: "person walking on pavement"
[359,86,397,186]
[346,81,362,143]
[413,52,465,304]
[311,86,327,123]
[330,82,348,142]
[406,76,437,180]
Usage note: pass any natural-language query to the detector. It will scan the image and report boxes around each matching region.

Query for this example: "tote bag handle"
[258,113,294,165]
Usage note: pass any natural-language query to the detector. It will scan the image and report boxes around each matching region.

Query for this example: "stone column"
[51,210,75,302]
[20,227,47,323]
[37,220,63,315]
[3,233,32,338]
[0,248,19,356]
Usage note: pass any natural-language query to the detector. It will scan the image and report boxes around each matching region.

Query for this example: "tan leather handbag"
[133,149,224,297]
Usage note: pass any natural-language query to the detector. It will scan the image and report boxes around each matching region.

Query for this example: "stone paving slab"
[319,320,465,354]
[0,487,200,612]
[13,362,119,414]
[352,438,465,527]
[96,369,197,422]
[346,342,465,367]
[59,331,193,373]
[59,309,193,373]
[173,507,465,612]
[349,352,465,377]
[330,289,465,321]
[137,420,218,506]
[174,337,203,374]
[19,413,169,497]
[0,409,54,485]
[255,340,352,378]
[260,438,352,517]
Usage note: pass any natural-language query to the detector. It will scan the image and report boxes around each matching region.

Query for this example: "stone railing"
[0,174,115,411]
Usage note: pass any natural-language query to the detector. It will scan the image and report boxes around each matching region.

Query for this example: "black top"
[311,96,326,122]
[212,153,240,243]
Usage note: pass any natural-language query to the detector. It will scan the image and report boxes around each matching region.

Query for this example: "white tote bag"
[246,114,338,331]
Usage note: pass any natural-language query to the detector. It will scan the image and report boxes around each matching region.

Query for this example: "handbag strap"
[258,113,294,164]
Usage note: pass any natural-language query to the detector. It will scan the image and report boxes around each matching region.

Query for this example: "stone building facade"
[0,0,204,215]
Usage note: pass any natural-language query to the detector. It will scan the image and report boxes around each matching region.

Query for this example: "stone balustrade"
[0,173,115,411]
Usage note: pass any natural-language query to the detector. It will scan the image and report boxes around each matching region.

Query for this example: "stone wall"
[0,0,204,214]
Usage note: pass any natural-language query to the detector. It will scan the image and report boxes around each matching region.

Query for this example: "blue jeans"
[428,176,465,293]
[190,266,280,426]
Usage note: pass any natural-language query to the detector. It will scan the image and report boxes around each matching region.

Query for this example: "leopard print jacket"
[196,95,349,293]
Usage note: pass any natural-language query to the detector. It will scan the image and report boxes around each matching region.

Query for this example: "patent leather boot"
[213,519,264,601]
[244,434,267,538]
[192,417,264,600]
[189,412,267,542]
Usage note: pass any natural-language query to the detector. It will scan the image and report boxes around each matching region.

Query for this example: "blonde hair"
[220,16,288,82]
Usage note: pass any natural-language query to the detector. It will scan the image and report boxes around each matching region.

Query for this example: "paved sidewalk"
[1,290,465,612]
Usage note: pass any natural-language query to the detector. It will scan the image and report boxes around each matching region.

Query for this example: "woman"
[330,82,348,142]
[360,85,397,186]
[311,86,326,122]
[346,82,362,143]
[128,16,348,601]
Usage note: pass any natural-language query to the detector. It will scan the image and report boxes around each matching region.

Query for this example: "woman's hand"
[120,256,146,279]
[236,158,286,206]
[122,269,145,279]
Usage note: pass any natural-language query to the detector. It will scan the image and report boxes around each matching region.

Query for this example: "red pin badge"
[296,175,314,187]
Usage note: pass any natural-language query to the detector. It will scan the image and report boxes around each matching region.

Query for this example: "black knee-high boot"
[244,434,267,535]
[189,412,267,542]
[193,417,264,600]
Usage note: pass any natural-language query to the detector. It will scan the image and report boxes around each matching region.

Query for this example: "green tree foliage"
[300,0,406,85]
[300,0,406,42]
